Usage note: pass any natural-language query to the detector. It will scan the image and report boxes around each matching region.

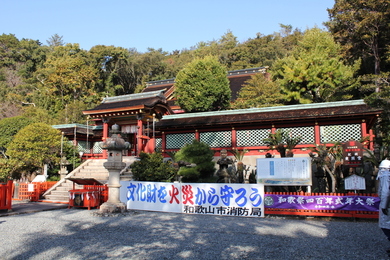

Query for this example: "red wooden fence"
[264,192,379,219]
[84,184,109,204]
[18,182,57,201]
[0,180,13,211]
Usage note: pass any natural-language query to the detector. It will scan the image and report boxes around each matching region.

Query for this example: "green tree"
[228,25,303,70]
[309,143,343,193]
[46,34,65,47]
[326,0,390,75]
[54,100,90,124]
[20,106,56,125]
[174,56,231,112]
[0,34,48,119]
[363,72,390,144]
[33,44,100,117]
[89,45,131,96]
[232,73,285,109]
[273,28,360,104]
[175,140,216,182]
[6,123,62,179]
[263,129,301,157]
[131,151,175,182]
[0,116,33,149]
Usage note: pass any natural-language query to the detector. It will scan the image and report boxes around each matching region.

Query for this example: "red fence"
[264,192,379,219]
[84,184,109,204]
[0,180,13,211]
[18,182,57,202]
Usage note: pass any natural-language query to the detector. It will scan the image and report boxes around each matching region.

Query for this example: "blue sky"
[2,0,334,53]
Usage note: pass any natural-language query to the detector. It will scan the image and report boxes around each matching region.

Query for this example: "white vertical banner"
[120,181,265,218]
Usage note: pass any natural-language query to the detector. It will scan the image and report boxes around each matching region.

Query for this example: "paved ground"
[1,201,389,259]
[0,200,68,217]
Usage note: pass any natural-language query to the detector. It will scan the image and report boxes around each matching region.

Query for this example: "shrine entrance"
[82,90,173,158]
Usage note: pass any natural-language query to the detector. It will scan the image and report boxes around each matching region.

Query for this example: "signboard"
[120,181,265,217]
[28,183,35,192]
[344,174,366,190]
[256,157,312,186]
[264,194,379,211]
[342,141,363,167]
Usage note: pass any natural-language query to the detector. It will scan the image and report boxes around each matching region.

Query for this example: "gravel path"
[0,208,388,260]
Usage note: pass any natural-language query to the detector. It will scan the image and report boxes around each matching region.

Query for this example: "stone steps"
[43,157,136,203]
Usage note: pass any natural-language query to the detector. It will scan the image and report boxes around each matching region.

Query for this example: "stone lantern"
[99,124,130,213]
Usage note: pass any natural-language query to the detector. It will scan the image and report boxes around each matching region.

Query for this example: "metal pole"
[60,132,64,158]
[73,126,76,168]
[86,116,89,158]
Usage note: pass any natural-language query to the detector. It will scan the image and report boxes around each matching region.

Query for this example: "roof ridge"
[101,89,165,103]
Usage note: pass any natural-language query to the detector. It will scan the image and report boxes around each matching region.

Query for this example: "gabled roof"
[83,90,173,119]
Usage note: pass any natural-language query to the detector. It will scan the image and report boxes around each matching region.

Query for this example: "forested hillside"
[0,1,389,127]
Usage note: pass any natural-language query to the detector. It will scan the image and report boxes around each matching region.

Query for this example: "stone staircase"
[42,157,136,203]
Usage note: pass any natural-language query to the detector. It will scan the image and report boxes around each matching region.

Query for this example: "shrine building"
[53,67,382,169]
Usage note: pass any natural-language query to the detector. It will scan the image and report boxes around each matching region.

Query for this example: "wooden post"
[231,127,237,147]
[314,122,321,145]
[102,121,109,159]
[137,117,143,156]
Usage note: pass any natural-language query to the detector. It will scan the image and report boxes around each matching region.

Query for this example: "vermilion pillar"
[137,117,143,156]
[102,121,109,159]
[195,129,200,141]
[314,122,321,145]
[271,125,276,134]
[361,119,367,139]
[231,127,237,147]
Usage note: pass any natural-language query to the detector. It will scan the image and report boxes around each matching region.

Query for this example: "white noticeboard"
[344,174,366,190]
[256,157,312,186]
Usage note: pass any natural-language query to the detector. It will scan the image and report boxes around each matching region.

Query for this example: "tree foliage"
[0,116,33,149]
[175,140,216,182]
[273,28,360,104]
[363,72,390,144]
[263,129,302,157]
[6,123,62,179]
[46,34,65,48]
[326,0,390,75]
[232,73,285,109]
[174,56,231,112]
[131,151,175,182]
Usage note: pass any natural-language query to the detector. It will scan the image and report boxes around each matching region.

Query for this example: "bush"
[131,152,176,182]
[175,140,216,182]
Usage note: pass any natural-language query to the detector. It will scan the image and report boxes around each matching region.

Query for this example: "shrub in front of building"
[131,152,176,182]
[175,140,216,182]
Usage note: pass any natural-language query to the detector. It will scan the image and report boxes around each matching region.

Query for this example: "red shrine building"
[53,67,382,167]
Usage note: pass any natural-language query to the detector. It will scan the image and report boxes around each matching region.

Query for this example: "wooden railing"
[18,182,57,201]
[0,180,13,211]
[84,184,109,204]
[264,192,379,219]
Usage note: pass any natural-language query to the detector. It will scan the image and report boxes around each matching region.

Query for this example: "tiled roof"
[83,90,170,115]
